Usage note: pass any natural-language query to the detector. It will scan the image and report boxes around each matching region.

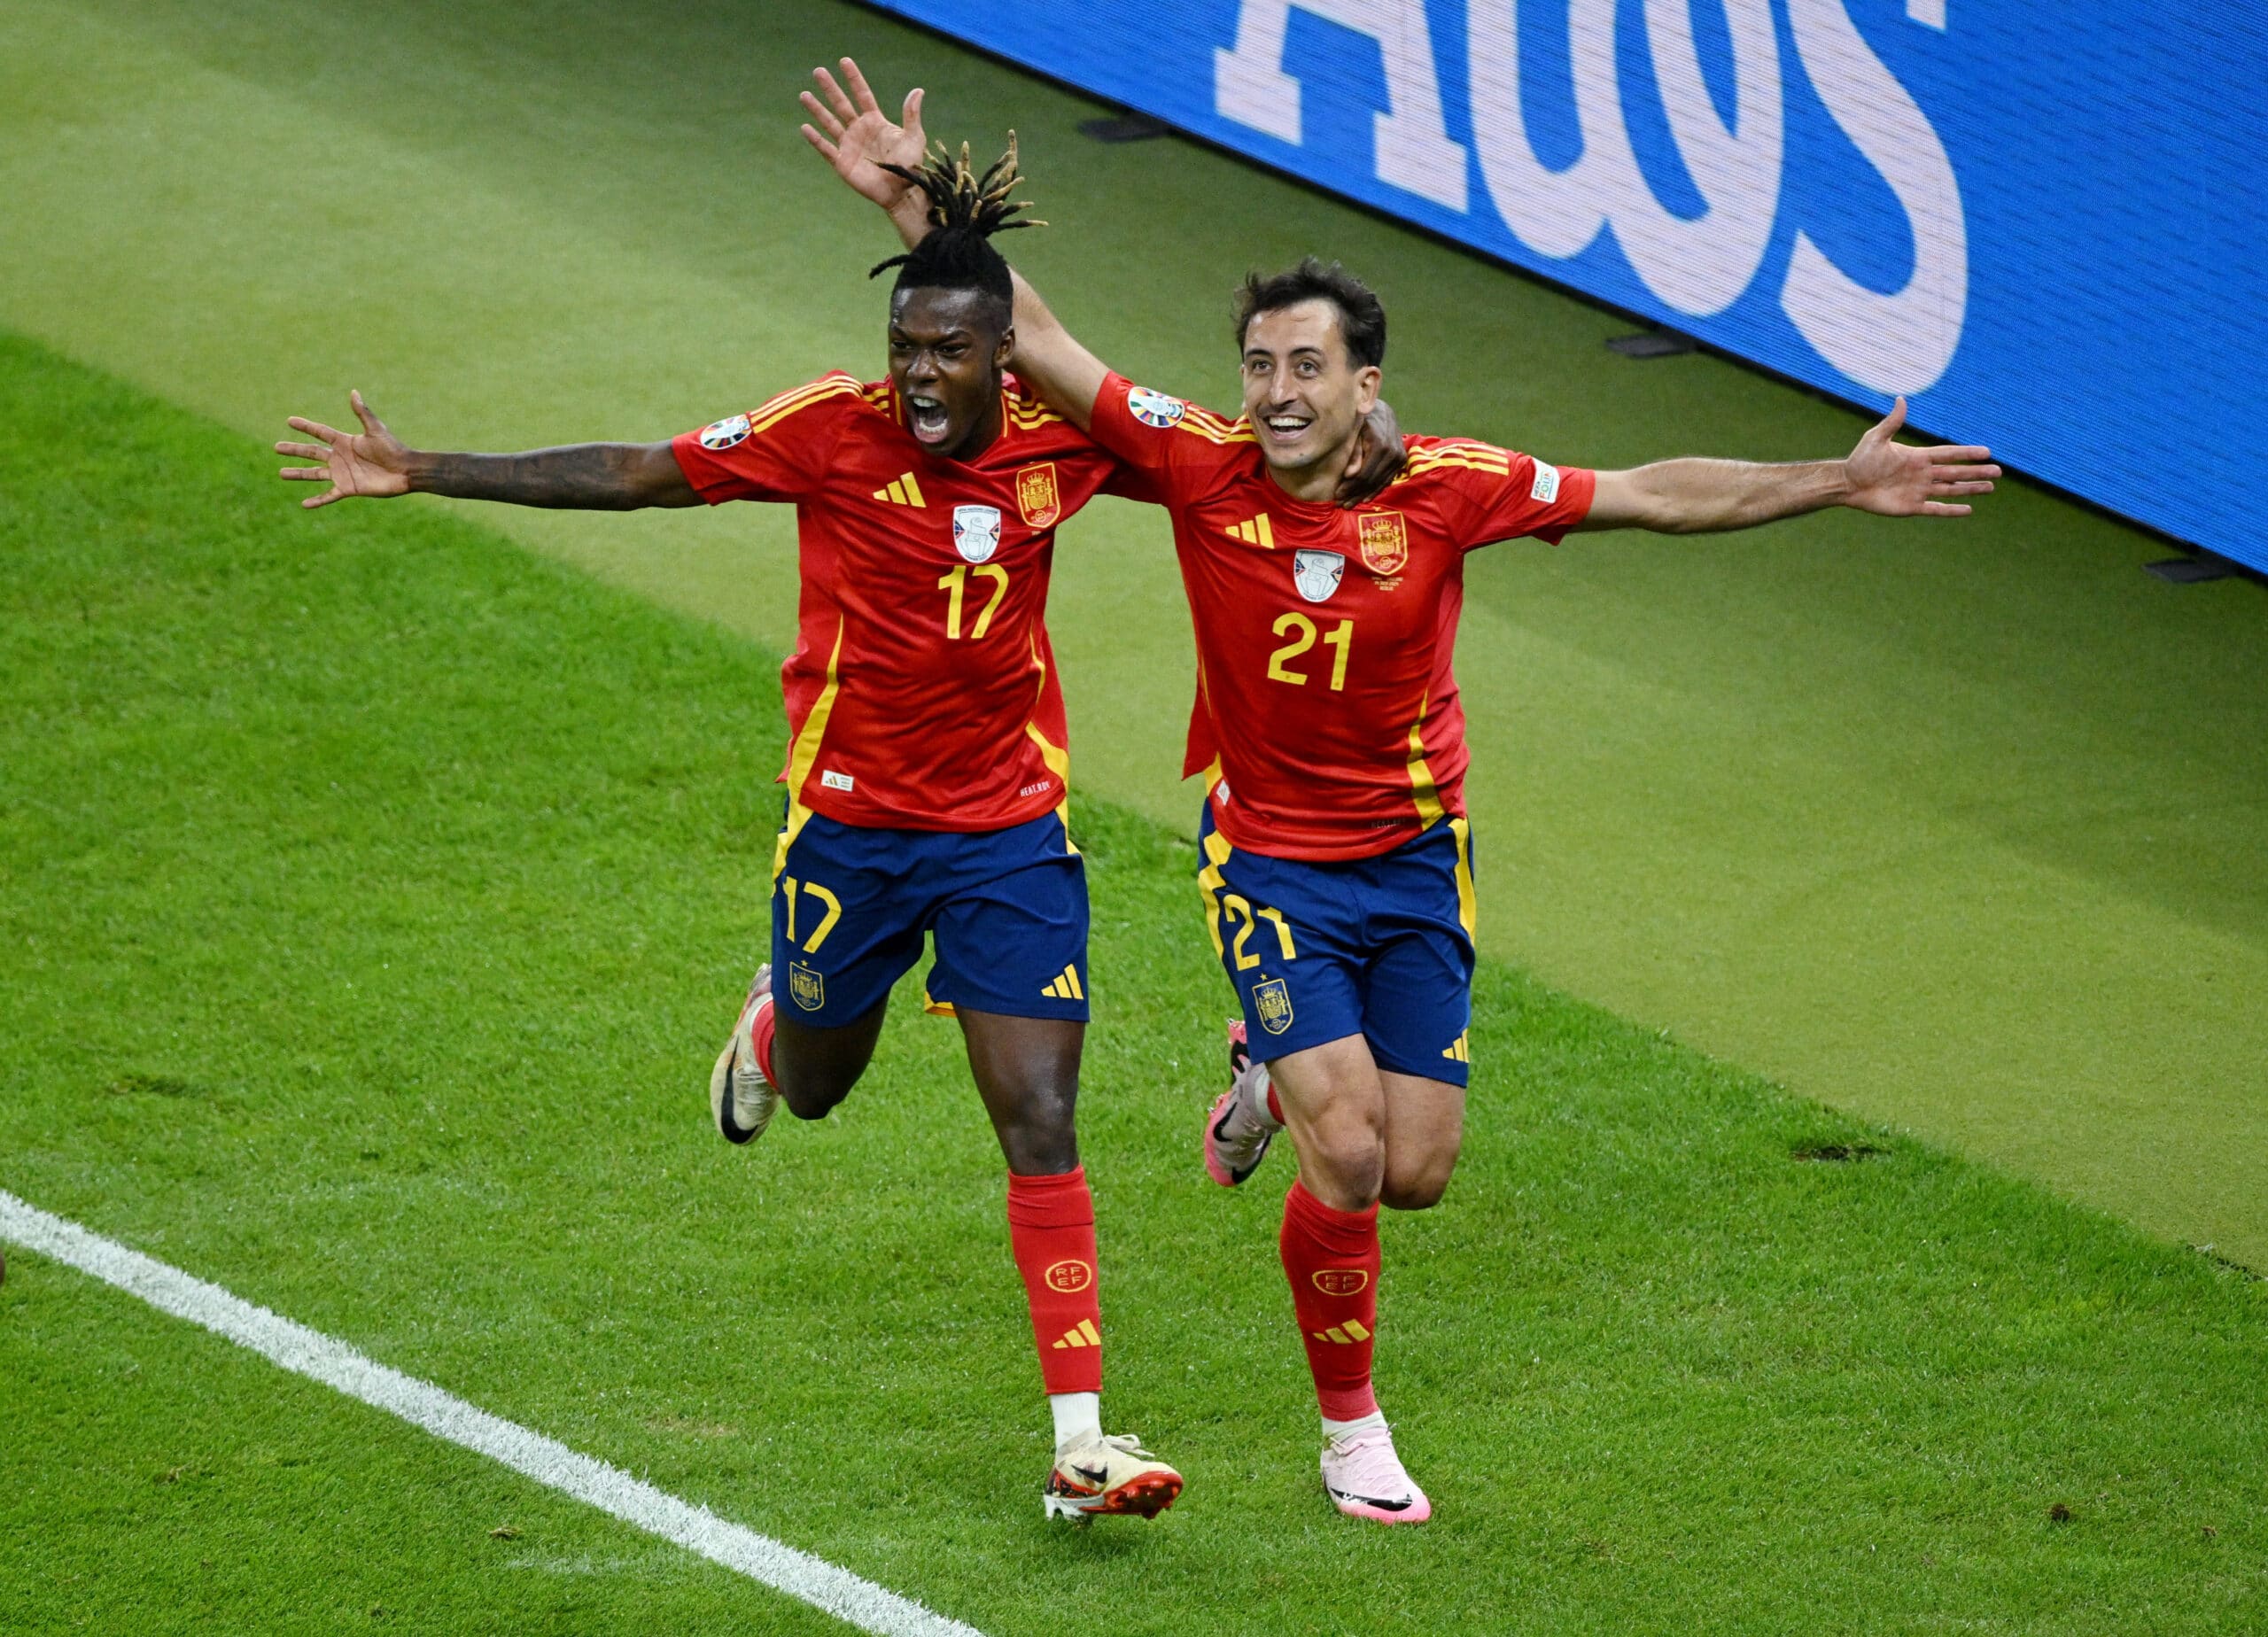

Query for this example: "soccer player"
[272,141,1241,1520]
[806,59,2000,1525]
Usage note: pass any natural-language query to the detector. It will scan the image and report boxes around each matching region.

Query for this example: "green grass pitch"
[4,0,2265,1270]
[4,335,2265,1631]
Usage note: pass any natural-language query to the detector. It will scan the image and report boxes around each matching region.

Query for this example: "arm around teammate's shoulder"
[276,391,699,511]
[1573,397,1999,535]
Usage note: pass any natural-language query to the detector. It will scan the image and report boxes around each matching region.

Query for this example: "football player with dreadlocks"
[273,113,1269,1519]
[806,57,2000,1527]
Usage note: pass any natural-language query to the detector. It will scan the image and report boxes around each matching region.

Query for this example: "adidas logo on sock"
[1051,1319,1103,1350]
[1310,1319,1373,1344]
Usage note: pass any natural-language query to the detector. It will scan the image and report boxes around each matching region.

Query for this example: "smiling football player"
[276,76,1405,1518]
[807,57,2001,1527]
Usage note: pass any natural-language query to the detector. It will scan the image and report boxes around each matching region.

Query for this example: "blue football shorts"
[1196,803,1477,1086]
[769,806,1090,1027]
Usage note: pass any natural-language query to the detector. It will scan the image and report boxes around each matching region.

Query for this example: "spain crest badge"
[788,961,825,1012]
[1254,976,1294,1036]
[1015,462,1061,528]
[1358,510,1409,576]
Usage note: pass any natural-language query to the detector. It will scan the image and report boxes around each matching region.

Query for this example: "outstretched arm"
[277,391,698,511]
[1577,398,1999,534]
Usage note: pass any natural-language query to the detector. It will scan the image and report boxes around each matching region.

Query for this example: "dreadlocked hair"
[868,135,1043,326]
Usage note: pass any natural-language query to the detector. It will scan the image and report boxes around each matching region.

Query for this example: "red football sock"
[1006,1167,1103,1396]
[1280,1179,1381,1422]
[750,991,778,1088]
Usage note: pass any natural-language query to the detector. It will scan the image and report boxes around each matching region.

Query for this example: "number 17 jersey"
[672,372,1147,833]
[1087,373,1596,862]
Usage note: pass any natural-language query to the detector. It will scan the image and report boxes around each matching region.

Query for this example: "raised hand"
[1844,397,2000,517]
[276,391,412,508]
[798,56,928,215]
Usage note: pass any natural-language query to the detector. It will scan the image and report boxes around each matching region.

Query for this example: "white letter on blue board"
[1216,0,1469,211]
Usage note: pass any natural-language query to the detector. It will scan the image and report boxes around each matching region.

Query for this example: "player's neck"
[1262,435,1359,506]
[937,404,1006,463]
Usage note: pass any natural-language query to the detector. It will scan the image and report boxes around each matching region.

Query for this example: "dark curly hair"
[868,136,1043,331]
[1233,257,1386,369]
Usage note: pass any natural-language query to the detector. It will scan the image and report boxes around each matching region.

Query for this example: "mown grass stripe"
[0,1190,985,1637]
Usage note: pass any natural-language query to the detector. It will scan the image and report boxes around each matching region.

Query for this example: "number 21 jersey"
[1087,372,1596,862]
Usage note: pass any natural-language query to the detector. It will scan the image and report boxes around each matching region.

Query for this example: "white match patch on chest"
[952,504,1003,562]
[1293,549,1346,603]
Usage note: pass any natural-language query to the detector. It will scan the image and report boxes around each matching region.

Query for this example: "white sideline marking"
[0,1190,983,1637]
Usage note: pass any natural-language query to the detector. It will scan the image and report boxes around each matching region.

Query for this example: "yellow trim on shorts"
[1197,828,1233,958]
[1449,815,1477,942]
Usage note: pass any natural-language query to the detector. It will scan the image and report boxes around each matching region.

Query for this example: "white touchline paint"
[0,1189,984,1637]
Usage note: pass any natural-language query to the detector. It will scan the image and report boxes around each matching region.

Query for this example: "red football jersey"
[673,372,1146,832]
[1088,373,1596,861]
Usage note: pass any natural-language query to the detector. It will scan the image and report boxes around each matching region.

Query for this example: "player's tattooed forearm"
[411,444,660,509]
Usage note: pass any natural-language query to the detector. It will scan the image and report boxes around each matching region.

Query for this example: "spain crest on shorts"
[1016,462,1061,528]
[1358,510,1409,576]
[1254,976,1293,1036]
[788,960,824,1012]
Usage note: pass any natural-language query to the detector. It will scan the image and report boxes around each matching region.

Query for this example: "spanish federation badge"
[1254,976,1294,1036]
[1016,462,1061,528]
[1358,511,1409,576]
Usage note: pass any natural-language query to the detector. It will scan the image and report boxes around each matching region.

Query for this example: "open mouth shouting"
[906,392,952,446]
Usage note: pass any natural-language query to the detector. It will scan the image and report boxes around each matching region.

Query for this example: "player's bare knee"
[1303,1129,1386,1209]
[993,1091,1078,1174]
[1380,1172,1449,1212]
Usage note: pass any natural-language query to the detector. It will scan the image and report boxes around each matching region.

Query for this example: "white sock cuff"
[1050,1391,1101,1448]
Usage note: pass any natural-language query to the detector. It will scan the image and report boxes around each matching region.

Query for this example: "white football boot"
[1203,1020,1282,1186]
[1320,1421,1433,1525]
[709,966,779,1144]
[1043,1431,1184,1521]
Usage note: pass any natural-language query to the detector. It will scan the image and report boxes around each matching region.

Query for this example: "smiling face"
[1239,299,1383,493]
[889,285,1013,462]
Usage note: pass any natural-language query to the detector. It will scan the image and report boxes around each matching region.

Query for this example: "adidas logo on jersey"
[1227,514,1276,548]
[1040,965,1084,1001]
[1051,1319,1103,1350]
[873,471,927,508]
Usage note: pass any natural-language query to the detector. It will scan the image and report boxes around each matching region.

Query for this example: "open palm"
[276,391,412,508]
[1845,397,2000,517]
[798,57,927,213]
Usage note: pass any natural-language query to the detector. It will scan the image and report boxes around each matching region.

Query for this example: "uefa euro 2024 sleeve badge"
[697,413,750,451]
[1293,549,1345,603]
[952,504,1003,563]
